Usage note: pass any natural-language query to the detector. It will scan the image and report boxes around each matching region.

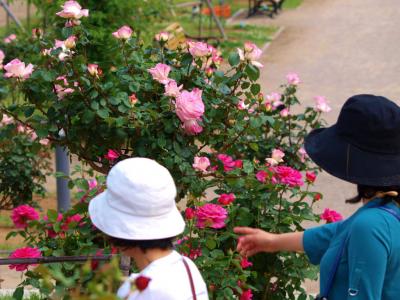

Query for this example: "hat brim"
[305,125,400,186]
[88,191,185,240]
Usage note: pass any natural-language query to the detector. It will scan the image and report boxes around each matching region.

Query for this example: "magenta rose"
[218,193,236,205]
[11,205,40,228]
[9,247,42,271]
[196,203,228,229]
[321,208,343,223]
[271,166,304,187]
[175,88,205,122]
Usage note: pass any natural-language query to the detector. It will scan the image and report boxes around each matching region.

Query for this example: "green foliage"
[0,121,51,209]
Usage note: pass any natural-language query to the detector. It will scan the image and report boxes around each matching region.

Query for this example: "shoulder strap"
[320,232,350,298]
[182,257,197,300]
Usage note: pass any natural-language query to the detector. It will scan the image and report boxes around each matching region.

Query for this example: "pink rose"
[62,214,83,231]
[175,88,205,122]
[64,35,77,49]
[4,59,34,80]
[298,147,308,163]
[217,154,242,172]
[218,193,235,205]
[3,34,16,44]
[155,31,170,42]
[183,119,203,135]
[237,42,263,68]
[240,289,253,300]
[266,148,285,166]
[56,1,89,19]
[39,138,50,146]
[305,171,316,183]
[196,203,228,229]
[0,49,4,69]
[185,208,196,220]
[129,93,138,105]
[256,170,268,183]
[240,257,253,269]
[271,166,303,187]
[188,41,212,58]
[88,179,97,190]
[280,108,290,117]
[148,63,171,85]
[105,149,120,161]
[0,114,14,126]
[314,96,332,113]
[11,205,39,228]
[193,156,210,172]
[87,64,99,77]
[237,100,249,110]
[8,247,42,271]
[164,80,182,98]
[286,72,301,85]
[266,92,283,108]
[112,25,133,40]
[321,208,343,223]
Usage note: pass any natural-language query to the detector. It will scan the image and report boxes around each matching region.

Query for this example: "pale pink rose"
[237,100,249,110]
[266,92,282,108]
[155,31,170,42]
[265,101,272,111]
[266,148,285,166]
[321,208,343,223]
[286,72,301,85]
[11,205,40,228]
[218,193,235,205]
[3,34,16,44]
[148,63,171,85]
[237,42,263,68]
[17,124,26,133]
[56,1,89,20]
[0,49,4,69]
[183,119,203,135]
[314,96,332,113]
[0,114,13,126]
[105,149,120,161]
[64,35,77,49]
[280,108,290,117]
[112,26,133,40]
[9,247,42,272]
[193,156,210,172]
[271,166,303,187]
[298,147,308,163]
[29,130,38,141]
[55,39,65,49]
[240,257,253,269]
[39,138,50,146]
[188,41,212,58]
[4,59,34,80]
[87,64,99,77]
[195,203,228,229]
[175,88,204,122]
[164,80,182,98]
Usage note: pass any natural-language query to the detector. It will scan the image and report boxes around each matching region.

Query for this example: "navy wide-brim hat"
[305,94,400,186]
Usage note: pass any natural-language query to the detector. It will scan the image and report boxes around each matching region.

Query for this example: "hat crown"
[106,158,177,217]
[336,94,400,154]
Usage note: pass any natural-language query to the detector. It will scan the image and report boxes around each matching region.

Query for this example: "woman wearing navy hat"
[235,95,400,300]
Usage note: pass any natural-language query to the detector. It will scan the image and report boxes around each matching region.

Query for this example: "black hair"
[346,184,400,205]
[108,236,175,252]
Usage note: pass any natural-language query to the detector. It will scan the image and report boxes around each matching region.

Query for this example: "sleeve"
[303,222,340,265]
[346,212,390,300]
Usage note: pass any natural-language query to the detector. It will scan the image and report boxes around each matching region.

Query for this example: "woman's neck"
[125,248,173,271]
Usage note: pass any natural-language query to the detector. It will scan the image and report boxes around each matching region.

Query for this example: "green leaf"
[24,106,35,118]
[97,109,109,119]
[206,238,217,250]
[250,83,261,95]
[245,64,260,81]
[228,52,240,66]
[13,287,24,300]
[47,209,59,223]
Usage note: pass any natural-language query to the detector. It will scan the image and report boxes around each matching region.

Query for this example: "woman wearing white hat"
[89,157,209,299]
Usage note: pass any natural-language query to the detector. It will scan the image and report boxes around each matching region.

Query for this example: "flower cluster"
[217,154,243,172]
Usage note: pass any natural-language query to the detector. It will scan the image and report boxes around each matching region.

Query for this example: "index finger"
[234,227,258,235]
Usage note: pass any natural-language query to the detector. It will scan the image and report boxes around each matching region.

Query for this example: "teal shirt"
[303,199,400,300]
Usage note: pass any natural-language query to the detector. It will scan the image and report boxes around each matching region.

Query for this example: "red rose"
[314,193,322,201]
[185,207,196,220]
[135,275,151,291]
[305,171,316,183]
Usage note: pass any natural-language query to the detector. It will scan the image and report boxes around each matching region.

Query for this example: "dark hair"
[346,184,400,204]
[108,236,175,252]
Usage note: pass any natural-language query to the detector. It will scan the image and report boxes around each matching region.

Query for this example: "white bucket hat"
[89,157,185,240]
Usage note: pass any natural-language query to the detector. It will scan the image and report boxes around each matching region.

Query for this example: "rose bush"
[1,1,334,299]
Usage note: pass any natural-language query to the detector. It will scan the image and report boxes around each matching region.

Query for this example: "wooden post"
[203,0,227,40]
